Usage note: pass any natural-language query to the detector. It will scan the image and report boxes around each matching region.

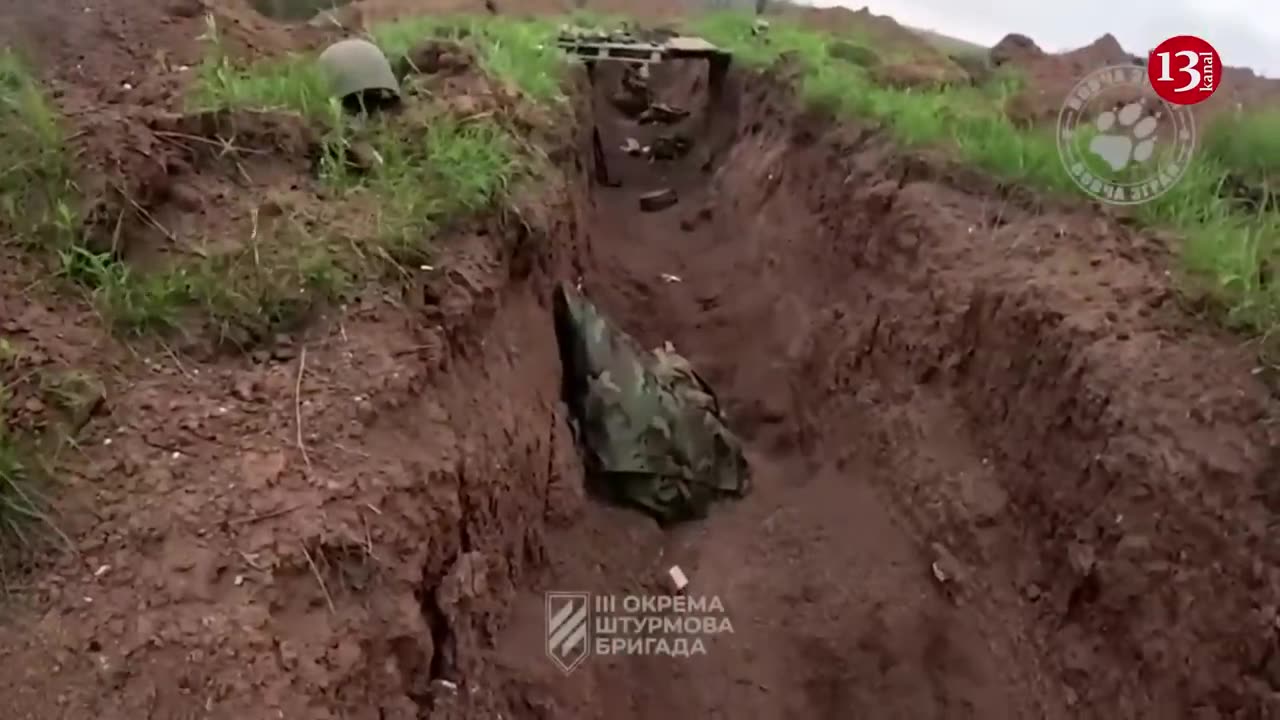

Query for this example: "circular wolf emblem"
[1057,64,1196,205]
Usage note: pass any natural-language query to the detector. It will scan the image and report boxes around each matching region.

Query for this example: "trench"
[380,58,1276,720]
[3,6,1276,719]
[462,59,1074,719]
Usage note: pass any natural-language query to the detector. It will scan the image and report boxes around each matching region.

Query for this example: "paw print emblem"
[1087,101,1160,171]
[1056,64,1195,205]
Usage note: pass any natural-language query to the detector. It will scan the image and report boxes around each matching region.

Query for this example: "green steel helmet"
[317,38,400,100]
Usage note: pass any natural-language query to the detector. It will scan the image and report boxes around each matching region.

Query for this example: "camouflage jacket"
[554,283,751,524]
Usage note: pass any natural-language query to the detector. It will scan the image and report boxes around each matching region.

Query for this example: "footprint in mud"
[1088,101,1160,172]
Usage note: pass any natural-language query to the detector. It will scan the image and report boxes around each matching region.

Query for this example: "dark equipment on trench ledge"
[553,283,751,524]
[560,27,731,191]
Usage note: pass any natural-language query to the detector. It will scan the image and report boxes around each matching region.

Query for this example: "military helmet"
[317,38,400,100]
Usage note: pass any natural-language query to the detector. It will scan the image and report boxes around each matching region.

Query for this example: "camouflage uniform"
[554,283,751,524]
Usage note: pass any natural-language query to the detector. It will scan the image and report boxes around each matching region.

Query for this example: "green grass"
[14,10,1280,345]
[188,14,336,123]
[1201,109,1280,193]
[53,236,351,342]
[0,49,78,246]
[0,429,49,560]
[0,351,72,568]
[0,16,542,558]
[114,15,539,342]
[322,116,520,259]
[696,14,1064,188]
[0,352,38,557]
[694,12,1280,346]
[371,14,568,104]
[3,15,540,344]
[189,51,335,123]
[189,13,569,118]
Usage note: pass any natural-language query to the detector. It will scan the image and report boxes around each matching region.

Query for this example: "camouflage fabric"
[554,283,751,524]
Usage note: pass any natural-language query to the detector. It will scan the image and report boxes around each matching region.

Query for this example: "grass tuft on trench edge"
[694,12,1280,349]
[153,13,550,341]
[0,341,77,571]
[0,54,92,564]
[2,16,557,342]
[173,15,558,341]
[0,49,79,247]
[0,12,549,563]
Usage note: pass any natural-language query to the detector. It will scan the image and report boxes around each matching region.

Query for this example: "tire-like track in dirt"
[485,61,1280,719]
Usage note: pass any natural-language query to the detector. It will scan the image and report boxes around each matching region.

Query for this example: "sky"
[799,0,1280,77]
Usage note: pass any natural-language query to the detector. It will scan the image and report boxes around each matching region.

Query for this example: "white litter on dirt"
[668,565,689,592]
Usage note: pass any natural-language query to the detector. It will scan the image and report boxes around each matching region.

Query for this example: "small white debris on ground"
[661,273,682,283]
[668,565,689,592]
[931,560,950,583]
[929,542,967,589]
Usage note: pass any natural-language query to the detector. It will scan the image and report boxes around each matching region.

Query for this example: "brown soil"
[4,2,1280,720]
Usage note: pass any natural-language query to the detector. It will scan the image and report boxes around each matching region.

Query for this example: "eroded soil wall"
[481,61,1280,719]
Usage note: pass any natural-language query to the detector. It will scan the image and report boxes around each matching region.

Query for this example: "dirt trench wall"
[0,77,600,720]
[667,67,1280,717]
[318,144,601,719]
